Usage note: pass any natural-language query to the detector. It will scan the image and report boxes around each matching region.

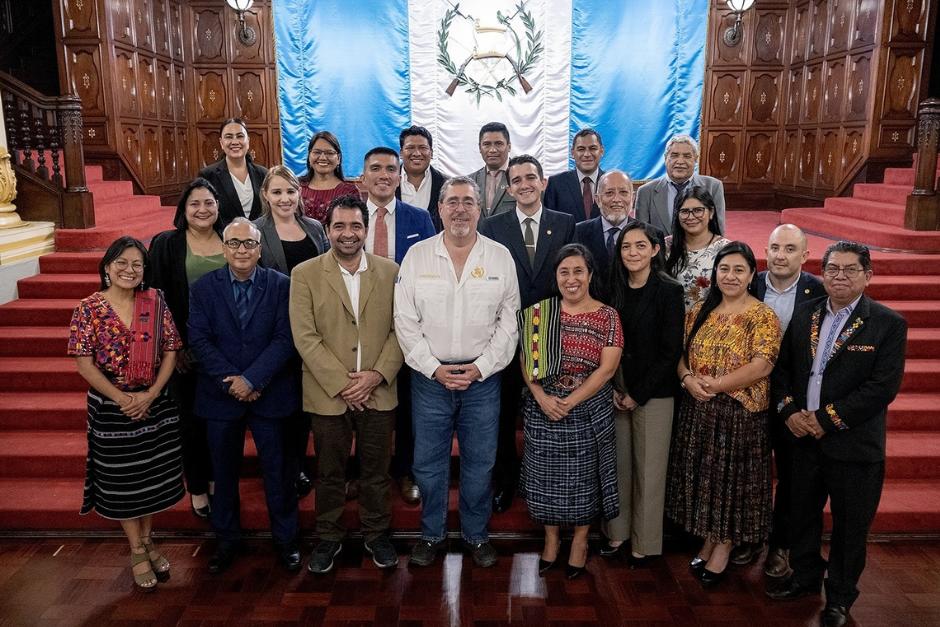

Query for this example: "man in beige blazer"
[289,194,403,574]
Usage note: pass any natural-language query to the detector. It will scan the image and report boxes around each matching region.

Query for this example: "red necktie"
[373,205,389,258]
[582,177,594,220]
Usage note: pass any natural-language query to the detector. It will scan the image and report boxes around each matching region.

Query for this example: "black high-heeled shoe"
[565,562,586,579]
[689,555,707,574]
[538,557,557,575]
[698,566,727,587]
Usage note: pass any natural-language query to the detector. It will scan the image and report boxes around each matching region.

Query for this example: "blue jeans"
[411,371,501,544]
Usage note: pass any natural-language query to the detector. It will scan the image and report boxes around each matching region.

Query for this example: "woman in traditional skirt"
[665,241,782,587]
[68,236,185,591]
[518,244,623,579]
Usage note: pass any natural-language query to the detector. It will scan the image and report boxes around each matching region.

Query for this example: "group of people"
[66,119,907,627]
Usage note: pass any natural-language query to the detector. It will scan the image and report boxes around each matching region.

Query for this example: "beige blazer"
[289,251,403,415]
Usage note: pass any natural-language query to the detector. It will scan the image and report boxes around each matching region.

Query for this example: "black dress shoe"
[698,566,727,587]
[208,544,239,574]
[277,544,302,572]
[689,556,707,574]
[190,494,211,519]
[626,553,657,569]
[765,576,822,601]
[538,558,557,575]
[295,473,313,499]
[599,542,627,558]
[821,604,848,627]
[492,487,514,514]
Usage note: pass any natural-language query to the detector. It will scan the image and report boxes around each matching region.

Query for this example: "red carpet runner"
[0,166,937,535]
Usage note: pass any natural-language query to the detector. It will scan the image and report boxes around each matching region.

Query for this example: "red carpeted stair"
[0,164,938,536]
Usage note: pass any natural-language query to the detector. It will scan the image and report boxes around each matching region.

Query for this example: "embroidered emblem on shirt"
[471,266,485,278]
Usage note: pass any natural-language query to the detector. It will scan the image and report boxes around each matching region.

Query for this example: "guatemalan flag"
[273,0,709,178]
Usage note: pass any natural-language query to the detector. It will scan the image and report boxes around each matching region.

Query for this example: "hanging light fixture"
[226,0,257,47]
[723,0,755,47]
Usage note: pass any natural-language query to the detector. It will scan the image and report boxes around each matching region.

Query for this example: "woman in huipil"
[298,130,360,222]
[665,187,730,311]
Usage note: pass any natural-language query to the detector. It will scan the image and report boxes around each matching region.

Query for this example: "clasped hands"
[340,370,384,411]
[223,375,260,402]
[786,409,825,439]
[684,374,722,402]
[613,391,638,411]
[433,364,482,392]
[119,389,157,420]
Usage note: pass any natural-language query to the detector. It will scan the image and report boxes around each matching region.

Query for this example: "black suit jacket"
[544,169,602,223]
[616,272,685,405]
[479,207,576,309]
[198,157,268,226]
[396,165,446,233]
[772,295,907,462]
[749,270,826,304]
[149,228,207,343]
[573,216,643,294]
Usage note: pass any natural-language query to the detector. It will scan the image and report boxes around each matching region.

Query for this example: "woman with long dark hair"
[198,118,268,225]
[518,243,623,579]
[298,130,360,222]
[601,222,684,566]
[149,178,226,519]
[665,241,781,587]
[68,236,185,591]
[665,186,730,310]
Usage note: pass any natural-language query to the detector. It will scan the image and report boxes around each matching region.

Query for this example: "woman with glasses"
[149,178,226,520]
[299,131,360,222]
[665,187,730,310]
[68,236,185,591]
[198,118,268,225]
[665,241,781,588]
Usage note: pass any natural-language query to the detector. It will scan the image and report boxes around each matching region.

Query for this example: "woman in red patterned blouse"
[298,130,360,222]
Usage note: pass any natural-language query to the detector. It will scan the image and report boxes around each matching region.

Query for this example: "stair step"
[84,165,103,183]
[0,393,87,430]
[17,274,99,300]
[38,252,103,275]
[822,197,906,228]
[883,301,940,328]
[87,179,135,203]
[901,359,940,392]
[885,432,940,479]
[866,275,940,301]
[0,327,69,356]
[781,208,940,252]
[882,168,940,186]
[0,300,80,327]
[54,213,174,252]
[906,328,940,358]
[887,394,940,430]
[91,195,164,223]
[852,183,912,206]
[0,358,84,392]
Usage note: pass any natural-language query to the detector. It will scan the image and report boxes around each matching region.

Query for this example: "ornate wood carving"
[709,73,743,125]
[156,61,172,121]
[829,0,853,53]
[196,70,226,122]
[61,0,98,37]
[161,126,176,182]
[744,132,775,182]
[779,130,799,187]
[786,70,802,125]
[802,64,822,123]
[121,123,141,169]
[823,59,846,122]
[138,55,157,119]
[199,128,221,165]
[173,65,186,122]
[152,0,170,58]
[247,130,268,165]
[753,11,785,65]
[846,53,871,120]
[234,71,266,121]
[817,129,840,188]
[798,130,817,187]
[65,47,105,117]
[134,0,153,52]
[141,124,160,184]
[883,51,921,118]
[169,3,183,59]
[892,0,927,41]
[230,8,264,63]
[853,0,878,46]
[748,72,780,125]
[714,11,747,65]
[114,50,139,117]
[842,127,865,174]
[193,9,224,62]
[110,0,135,47]
[705,132,740,182]
[808,0,829,59]
[791,4,809,64]
[878,124,915,148]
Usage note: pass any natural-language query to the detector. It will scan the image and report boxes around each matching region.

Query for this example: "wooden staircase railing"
[906,98,940,231]
[0,70,93,228]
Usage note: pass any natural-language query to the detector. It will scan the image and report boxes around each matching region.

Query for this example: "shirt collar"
[826,293,863,318]
[600,215,624,233]
[228,265,257,284]
[577,168,599,185]
[516,206,543,226]
[367,197,396,215]
[400,165,430,189]
[666,174,694,187]
[486,160,508,174]
[336,251,368,277]
[765,272,801,295]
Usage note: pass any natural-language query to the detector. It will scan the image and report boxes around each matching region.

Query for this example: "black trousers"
[390,367,414,480]
[788,441,884,609]
[169,370,211,495]
[492,352,523,490]
[768,415,793,550]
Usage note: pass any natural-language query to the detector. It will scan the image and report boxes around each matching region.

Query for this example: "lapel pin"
[546,229,552,235]
[804,288,811,294]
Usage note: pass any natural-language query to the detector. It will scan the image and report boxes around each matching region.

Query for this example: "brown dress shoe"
[400,476,421,505]
[730,543,760,566]
[763,547,790,577]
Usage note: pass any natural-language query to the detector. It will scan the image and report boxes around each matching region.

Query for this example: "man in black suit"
[395,125,446,232]
[732,224,826,573]
[768,241,907,627]
[544,128,605,223]
[574,169,636,291]
[479,154,575,513]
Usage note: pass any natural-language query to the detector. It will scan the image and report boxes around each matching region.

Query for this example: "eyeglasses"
[442,199,477,210]
[223,238,260,250]
[111,259,144,271]
[677,206,707,218]
[823,264,865,278]
[310,149,338,158]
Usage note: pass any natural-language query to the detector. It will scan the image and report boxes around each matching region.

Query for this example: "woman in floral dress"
[665,187,730,310]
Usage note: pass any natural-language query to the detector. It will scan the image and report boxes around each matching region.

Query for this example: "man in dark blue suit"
[188,217,301,574]
[544,128,605,223]
[574,170,638,292]
[362,146,436,506]
[479,154,575,512]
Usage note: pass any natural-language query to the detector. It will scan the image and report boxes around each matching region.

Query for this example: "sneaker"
[409,539,443,567]
[468,541,498,568]
[307,540,342,574]
[364,535,399,569]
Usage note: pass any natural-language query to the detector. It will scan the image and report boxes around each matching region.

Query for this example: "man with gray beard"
[574,170,639,290]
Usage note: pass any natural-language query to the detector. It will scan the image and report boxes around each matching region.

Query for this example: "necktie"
[486,170,501,212]
[373,205,389,259]
[523,217,536,265]
[582,177,594,220]
[671,180,689,220]
[235,279,251,327]
[605,226,620,257]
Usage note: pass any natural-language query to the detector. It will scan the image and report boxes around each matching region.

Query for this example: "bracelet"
[680,372,693,388]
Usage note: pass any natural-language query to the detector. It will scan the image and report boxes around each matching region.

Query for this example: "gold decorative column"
[0,146,23,229]
[0,145,55,264]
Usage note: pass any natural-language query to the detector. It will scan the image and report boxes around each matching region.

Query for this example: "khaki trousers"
[602,397,674,555]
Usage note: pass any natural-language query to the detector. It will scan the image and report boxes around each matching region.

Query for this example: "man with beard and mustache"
[574,170,640,290]
[289,195,404,575]
[395,176,520,568]
[544,128,606,223]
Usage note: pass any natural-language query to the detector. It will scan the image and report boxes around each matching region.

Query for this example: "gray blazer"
[253,213,329,275]
[467,165,516,218]
[634,173,726,236]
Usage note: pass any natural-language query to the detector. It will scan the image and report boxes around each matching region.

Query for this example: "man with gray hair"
[634,134,726,236]
[574,169,638,288]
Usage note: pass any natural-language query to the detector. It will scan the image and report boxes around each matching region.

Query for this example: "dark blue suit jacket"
[749,270,826,304]
[188,265,299,420]
[544,169,603,223]
[392,199,436,265]
[479,207,575,309]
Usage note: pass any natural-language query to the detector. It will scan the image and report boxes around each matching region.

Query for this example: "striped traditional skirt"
[81,387,185,520]
[665,391,772,545]
[519,381,619,526]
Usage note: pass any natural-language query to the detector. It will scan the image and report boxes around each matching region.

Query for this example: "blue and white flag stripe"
[274,0,708,179]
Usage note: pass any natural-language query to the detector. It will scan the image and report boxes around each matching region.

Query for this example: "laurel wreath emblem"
[437,1,544,103]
